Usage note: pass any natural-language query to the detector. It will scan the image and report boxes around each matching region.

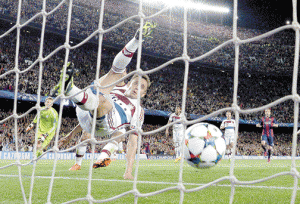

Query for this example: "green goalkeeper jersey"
[33,107,58,135]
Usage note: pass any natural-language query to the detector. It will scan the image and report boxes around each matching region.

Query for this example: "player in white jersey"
[165,106,185,162]
[220,111,236,158]
[51,22,156,180]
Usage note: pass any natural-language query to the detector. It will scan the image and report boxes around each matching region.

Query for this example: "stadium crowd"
[0,25,296,123]
[0,0,296,73]
[0,110,299,157]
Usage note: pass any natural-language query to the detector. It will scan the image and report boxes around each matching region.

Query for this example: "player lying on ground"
[220,111,236,160]
[25,97,58,157]
[51,22,156,179]
[256,108,278,163]
[165,105,185,163]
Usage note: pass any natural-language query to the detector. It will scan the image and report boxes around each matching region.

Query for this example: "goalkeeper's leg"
[35,132,54,158]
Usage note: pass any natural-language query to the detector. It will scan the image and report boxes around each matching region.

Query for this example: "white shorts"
[173,129,184,143]
[76,107,114,137]
[224,133,234,146]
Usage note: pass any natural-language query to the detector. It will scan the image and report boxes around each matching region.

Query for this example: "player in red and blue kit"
[144,142,150,159]
[256,108,278,162]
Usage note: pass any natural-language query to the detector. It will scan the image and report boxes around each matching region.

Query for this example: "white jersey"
[109,85,144,130]
[220,119,236,137]
[168,112,185,143]
[76,84,144,137]
[168,113,184,132]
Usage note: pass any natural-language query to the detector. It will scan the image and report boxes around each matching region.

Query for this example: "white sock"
[75,144,87,166]
[225,149,230,155]
[67,86,98,111]
[75,157,83,166]
[112,38,139,73]
[97,141,118,160]
[175,142,181,158]
[124,38,139,53]
[118,142,123,152]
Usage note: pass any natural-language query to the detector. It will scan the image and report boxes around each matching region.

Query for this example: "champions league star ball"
[184,123,226,168]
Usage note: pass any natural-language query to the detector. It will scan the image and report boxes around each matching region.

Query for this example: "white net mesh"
[1,0,300,203]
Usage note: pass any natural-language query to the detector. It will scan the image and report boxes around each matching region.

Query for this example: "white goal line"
[0,174,297,191]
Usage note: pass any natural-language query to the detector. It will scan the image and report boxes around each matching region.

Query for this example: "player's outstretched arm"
[123,133,138,180]
[58,124,82,148]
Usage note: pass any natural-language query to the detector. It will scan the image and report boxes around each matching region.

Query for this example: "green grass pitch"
[0,159,299,204]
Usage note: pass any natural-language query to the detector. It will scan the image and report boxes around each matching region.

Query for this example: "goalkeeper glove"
[42,133,49,138]
[39,133,49,142]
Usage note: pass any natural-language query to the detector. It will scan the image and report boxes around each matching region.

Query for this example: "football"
[184,123,226,168]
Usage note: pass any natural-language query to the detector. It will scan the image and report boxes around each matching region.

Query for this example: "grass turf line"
[0,159,299,204]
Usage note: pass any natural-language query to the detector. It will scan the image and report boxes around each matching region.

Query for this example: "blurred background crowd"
[0,110,299,157]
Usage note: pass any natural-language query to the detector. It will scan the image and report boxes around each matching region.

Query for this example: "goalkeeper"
[26,97,59,157]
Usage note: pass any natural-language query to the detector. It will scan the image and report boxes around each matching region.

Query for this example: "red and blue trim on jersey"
[261,117,277,137]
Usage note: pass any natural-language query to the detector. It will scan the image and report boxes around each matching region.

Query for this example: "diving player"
[51,22,156,179]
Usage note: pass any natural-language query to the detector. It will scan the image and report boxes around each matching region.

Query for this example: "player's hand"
[25,123,34,132]
[165,130,169,137]
[38,137,45,142]
[256,124,261,128]
[123,172,134,180]
[42,133,49,138]
[38,133,48,142]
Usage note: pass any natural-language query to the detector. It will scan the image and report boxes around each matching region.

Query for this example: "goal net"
[0,0,299,203]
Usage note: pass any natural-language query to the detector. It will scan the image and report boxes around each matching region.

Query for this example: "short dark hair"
[130,74,151,88]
